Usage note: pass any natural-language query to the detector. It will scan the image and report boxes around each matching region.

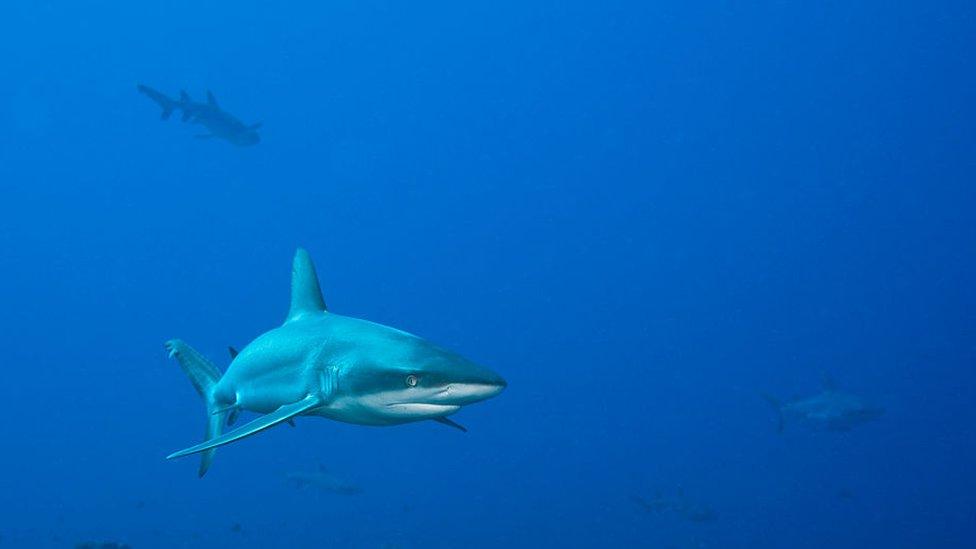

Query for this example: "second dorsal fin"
[286,248,327,322]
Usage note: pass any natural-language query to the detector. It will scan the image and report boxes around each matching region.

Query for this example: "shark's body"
[763,376,883,432]
[166,249,506,476]
[137,84,261,146]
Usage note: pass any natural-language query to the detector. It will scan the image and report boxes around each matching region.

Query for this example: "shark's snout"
[436,379,506,405]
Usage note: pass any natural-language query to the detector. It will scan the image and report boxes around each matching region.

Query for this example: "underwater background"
[1,1,974,547]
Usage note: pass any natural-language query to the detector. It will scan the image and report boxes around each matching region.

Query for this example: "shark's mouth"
[385,403,461,415]
[377,382,505,418]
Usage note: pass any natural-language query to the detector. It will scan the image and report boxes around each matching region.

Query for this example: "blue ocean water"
[1,1,974,547]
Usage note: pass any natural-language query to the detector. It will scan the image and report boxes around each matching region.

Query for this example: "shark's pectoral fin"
[432,416,467,432]
[167,395,322,460]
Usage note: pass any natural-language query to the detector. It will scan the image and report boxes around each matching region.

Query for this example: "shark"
[286,465,361,495]
[762,375,884,433]
[630,489,718,523]
[165,248,506,476]
[137,84,261,146]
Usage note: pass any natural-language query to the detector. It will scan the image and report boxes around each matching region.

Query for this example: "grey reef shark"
[137,84,261,146]
[166,249,507,476]
[762,374,883,433]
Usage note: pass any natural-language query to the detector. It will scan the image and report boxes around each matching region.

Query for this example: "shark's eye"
[405,374,418,387]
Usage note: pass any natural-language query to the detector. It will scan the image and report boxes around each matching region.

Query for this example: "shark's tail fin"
[761,393,784,433]
[137,84,178,120]
[165,339,226,477]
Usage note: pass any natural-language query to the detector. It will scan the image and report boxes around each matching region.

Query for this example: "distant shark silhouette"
[137,84,261,146]
[763,374,884,433]
[630,489,718,523]
[286,464,361,495]
[165,249,506,476]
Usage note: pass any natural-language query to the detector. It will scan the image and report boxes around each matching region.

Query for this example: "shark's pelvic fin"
[432,416,468,432]
[165,340,225,477]
[286,248,327,322]
[167,395,322,460]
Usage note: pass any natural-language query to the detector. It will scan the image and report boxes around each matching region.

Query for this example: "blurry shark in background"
[165,248,506,476]
[762,374,884,432]
[287,465,361,495]
[137,84,261,146]
[630,489,718,524]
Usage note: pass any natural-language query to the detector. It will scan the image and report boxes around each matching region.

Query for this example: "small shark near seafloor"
[762,374,883,433]
[165,248,507,476]
[630,490,718,524]
[287,465,362,495]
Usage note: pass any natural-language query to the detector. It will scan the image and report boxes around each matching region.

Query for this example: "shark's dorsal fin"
[207,90,218,107]
[287,248,327,322]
